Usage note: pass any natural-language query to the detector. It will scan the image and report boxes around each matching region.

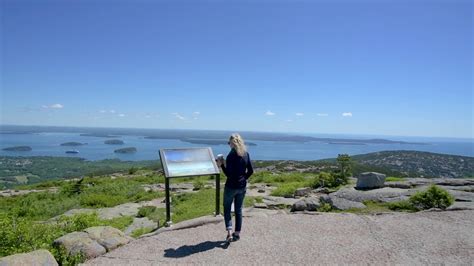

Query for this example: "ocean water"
[0,130,473,161]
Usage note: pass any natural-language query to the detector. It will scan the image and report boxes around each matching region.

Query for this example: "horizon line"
[1,124,473,141]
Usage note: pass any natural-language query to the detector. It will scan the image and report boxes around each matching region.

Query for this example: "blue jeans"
[223,186,246,232]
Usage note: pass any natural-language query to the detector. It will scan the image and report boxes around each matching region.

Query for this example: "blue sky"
[1,0,472,138]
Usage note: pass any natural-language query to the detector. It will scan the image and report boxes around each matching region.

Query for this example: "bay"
[0,130,473,161]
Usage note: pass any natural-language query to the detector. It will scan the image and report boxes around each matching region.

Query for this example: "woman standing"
[217,133,253,242]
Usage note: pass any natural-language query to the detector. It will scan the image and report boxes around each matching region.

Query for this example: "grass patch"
[385,176,405,182]
[171,189,223,223]
[131,227,154,238]
[343,201,392,214]
[250,171,308,184]
[270,182,308,197]
[242,196,264,208]
[387,200,418,212]
[0,175,165,221]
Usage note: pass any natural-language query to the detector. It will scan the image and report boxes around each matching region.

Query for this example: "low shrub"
[193,180,205,191]
[137,206,157,218]
[409,185,454,210]
[317,203,332,212]
[128,167,139,175]
[387,200,418,212]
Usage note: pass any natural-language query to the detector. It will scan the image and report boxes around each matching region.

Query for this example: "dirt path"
[84,210,474,265]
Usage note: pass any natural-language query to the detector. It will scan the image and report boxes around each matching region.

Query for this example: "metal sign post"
[159,147,221,227]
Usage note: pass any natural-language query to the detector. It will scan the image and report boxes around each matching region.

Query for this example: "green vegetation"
[409,185,454,210]
[171,189,223,223]
[0,212,133,264]
[344,201,391,214]
[60,142,85,146]
[114,147,137,154]
[385,176,405,182]
[250,171,348,197]
[351,150,474,178]
[0,156,160,188]
[2,146,32,151]
[317,203,333,212]
[131,227,154,238]
[0,175,164,221]
[193,179,205,190]
[387,200,418,212]
[336,153,352,178]
[137,206,157,218]
[128,167,139,175]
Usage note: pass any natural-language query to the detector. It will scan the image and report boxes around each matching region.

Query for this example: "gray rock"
[124,218,158,236]
[437,185,474,193]
[85,226,132,251]
[446,190,474,202]
[53,232,106,259]
[97,203,142,220]
[0,249,58,266]
[305,197,321,211]
[291,200,307,212]
[312,187,330,194]
[356,172,386,189]
[320,195,366,210]
[294,187,311,197]
[263,196,299,209]
[434,179,474,187]
[447,202,474,210]
[384,182,412,189]
[291,197,321,212]
[331,187,412,203]
[253,203,268,209]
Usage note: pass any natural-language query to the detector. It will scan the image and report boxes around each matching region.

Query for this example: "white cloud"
[118,114,125,117]
[42,104,64,109]
[317,113,329,117]
[99,110,107,113]
[265,111,275,116]
[110,110,116,114]
[145,114,152,118]
[286,119,293,122]
[295,112,304,116]
[342,112,353,117]
[50,104,64,109]
[172,113,186,120]
[192,111,200,120]
[193,111,200,116]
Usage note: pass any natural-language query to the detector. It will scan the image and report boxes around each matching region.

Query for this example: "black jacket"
[221,149,253,189]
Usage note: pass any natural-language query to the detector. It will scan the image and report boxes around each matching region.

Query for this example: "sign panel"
[159,147,220,178]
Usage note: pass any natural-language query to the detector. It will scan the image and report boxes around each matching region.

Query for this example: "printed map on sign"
[160,147,220,178]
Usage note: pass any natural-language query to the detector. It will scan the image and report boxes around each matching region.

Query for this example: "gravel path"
[84,210,474,265]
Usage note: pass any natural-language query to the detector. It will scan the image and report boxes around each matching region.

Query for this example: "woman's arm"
[245,153,254,179]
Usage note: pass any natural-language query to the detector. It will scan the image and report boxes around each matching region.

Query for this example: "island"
[80,133,119,138]
[2,146,32,151]
[60,142,87,146]
[180,139,257,146]
[105,139,125,145]
[114,147,137,154]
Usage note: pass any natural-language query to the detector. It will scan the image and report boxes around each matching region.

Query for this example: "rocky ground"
[84,208,474,265]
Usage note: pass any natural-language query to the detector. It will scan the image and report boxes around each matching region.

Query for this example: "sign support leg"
[215,174,221,216]
[165,177,172,227]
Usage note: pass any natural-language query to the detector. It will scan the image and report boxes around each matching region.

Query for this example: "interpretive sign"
[159,147,221,226]
[159,147,220,178]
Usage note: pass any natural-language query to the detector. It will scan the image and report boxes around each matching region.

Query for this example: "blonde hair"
[229,133,247,157]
